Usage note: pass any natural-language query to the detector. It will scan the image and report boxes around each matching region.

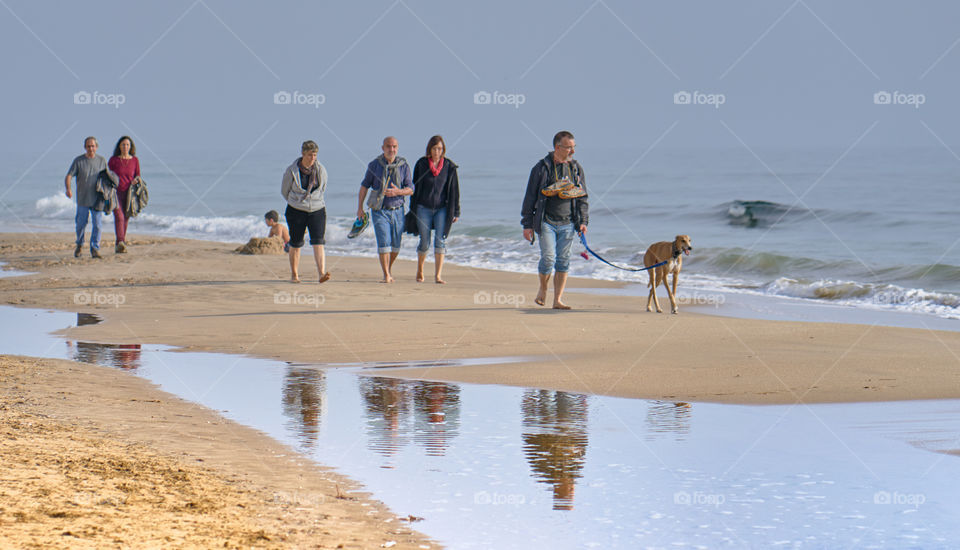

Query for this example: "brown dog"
[644,235,693,314]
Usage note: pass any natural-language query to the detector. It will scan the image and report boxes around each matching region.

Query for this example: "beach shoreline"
[2,231,960,406]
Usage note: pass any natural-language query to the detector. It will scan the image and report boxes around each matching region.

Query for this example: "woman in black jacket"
[409,135,460,283]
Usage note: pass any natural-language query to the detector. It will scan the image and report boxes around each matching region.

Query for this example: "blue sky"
[1,0,959,157]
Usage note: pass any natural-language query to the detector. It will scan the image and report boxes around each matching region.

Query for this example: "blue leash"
[579,233,667,272]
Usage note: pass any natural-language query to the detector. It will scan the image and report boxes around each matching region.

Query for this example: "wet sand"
[3,231,960,544]
[2,232,959,405]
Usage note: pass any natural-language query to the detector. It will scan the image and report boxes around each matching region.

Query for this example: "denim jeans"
[538,220,576,275]
[372,207,404,254]
[415,205,447,254]
[75,206,102,251]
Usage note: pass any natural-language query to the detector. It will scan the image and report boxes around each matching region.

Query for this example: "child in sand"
[265,210,290,252]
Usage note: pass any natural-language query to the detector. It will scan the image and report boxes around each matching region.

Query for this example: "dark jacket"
[406,157,461,239]
[125,175,149,218]
[521,153,588,234]
[92,169,119,213]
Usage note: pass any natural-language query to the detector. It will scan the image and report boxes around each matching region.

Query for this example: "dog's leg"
[669,271,680,314]
[646,270,655,312]
[652,269,664,313]
[660,269,673,314]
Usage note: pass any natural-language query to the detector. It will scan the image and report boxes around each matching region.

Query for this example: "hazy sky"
[2,0,959,158]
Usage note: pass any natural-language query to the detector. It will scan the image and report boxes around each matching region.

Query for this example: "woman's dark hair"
[425,135,446,158]
[265,210,279,222]
[113,136,137,157]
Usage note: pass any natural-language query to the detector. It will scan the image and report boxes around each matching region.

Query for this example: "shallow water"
[5,305,960,549]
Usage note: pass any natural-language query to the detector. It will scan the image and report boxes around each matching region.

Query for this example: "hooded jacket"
[521,153,589,234]
[281,158,328,213]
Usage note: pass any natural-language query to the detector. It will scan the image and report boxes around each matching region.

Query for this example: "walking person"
[108,136,140,253]
[409,135,460,283]
[520,131,588,309]
[281,140,331,284]
[65,137,110,258]
[357,136,413,283]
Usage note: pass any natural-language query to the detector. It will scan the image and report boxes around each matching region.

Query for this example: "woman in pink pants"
[108,136,140,254]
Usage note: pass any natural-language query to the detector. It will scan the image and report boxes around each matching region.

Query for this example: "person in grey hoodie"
[281,140,331,283]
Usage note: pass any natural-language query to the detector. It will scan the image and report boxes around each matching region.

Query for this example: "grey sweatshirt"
[281,158,327,212]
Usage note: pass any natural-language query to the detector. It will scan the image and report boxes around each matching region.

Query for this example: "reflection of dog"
[644,235,693,314]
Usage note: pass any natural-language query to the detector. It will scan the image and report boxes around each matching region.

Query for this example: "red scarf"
[428,157,444,177]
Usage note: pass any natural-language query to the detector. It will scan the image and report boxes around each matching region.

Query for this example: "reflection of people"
[108,136,141,254]
[645,401,692,440]
[68,341,142,370]
[281,366,325,449]
[357,136,413,283]
[65,137,110,258]
[359,376,411,459]
[521,390,589,511]
[281,140,331,284]
[412,381,460,456]
[409,135,460,284]
[521,131,589,310]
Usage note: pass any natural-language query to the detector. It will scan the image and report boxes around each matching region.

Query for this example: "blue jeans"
[75,206,102,251]
[415,205,447,254]
[538,220,576,275]
[372,207,404,254]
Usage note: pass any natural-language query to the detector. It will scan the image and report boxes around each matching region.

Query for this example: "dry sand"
[0,355,432,549]
[3,231,960,545]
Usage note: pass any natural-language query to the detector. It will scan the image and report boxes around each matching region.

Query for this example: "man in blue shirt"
[357,136,413,283]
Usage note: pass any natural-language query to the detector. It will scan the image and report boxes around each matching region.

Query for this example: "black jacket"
[521,153,589,234]
[407,157,461,239]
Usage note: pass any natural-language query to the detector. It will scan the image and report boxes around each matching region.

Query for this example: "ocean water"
[3,146,958,321]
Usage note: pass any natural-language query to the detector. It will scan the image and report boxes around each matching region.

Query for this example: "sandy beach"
[2,232,960,404]
[3,231,960,545]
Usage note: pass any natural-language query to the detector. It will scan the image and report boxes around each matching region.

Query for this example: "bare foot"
[535,289,546,306]
[318,272,331,284]
[290,276,301,283]
[435,277,445,284]
[416,271,424,283]
[553,302,572,310]
[380,276,395,284]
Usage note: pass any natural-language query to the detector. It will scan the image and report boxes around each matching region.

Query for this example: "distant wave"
[763,277,960,320]
[29,194,960,320]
